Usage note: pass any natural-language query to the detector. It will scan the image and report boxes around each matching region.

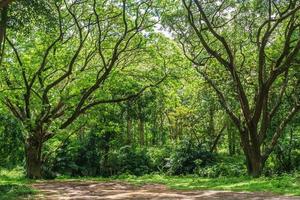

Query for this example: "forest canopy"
[0,0,299,180]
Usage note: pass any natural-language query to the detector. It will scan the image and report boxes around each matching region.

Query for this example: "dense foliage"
[0,0,299,180]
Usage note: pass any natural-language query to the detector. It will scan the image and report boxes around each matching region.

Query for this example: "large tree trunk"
[25,137,43,179]
[245,152,264,178]
[240,134,265,177]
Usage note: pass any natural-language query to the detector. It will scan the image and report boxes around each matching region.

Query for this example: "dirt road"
[30,181,300,200]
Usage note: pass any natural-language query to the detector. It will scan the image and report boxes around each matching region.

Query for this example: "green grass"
[110,174,300,196]
[0,167,36,200]
[59,173,300,196]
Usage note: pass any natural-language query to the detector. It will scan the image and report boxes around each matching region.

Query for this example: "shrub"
[111,146,152,176]
[147,146,171,172]
[166,139,216,175]
[196,155,247,177]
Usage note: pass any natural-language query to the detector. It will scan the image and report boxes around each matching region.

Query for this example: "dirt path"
[30,181,300,200]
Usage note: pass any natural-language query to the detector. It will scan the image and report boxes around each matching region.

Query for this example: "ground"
[1,169,300,199]
[30,181,300,200]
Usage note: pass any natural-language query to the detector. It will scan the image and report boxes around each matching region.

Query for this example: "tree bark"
[245,152,264,178]
[25,137,43,179]
[240,130,264,177]
[0,3,8,63]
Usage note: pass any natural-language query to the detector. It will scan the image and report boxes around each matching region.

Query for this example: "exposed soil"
[29,181,300,200]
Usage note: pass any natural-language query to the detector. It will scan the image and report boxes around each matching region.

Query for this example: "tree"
[0,0,164,178]
[166,0,300,176]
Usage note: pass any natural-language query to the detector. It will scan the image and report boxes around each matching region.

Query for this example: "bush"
[196,155,247,178]
[166,139,216,175]
[147,146,171,172]
[107,146,152,176]
[196,162,245,177]
[43,130,103,178]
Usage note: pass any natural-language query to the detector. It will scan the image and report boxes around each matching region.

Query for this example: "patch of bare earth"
[29,181,300,200]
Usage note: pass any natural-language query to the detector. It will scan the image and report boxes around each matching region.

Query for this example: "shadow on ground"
[30,181,300,200]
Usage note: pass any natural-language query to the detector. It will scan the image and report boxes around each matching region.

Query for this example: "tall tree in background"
[166,0,300,176]
[0,0,164,178]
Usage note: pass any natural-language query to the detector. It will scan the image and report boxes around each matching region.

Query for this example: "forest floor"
[1,169,300,199]
[30,180,300,200]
